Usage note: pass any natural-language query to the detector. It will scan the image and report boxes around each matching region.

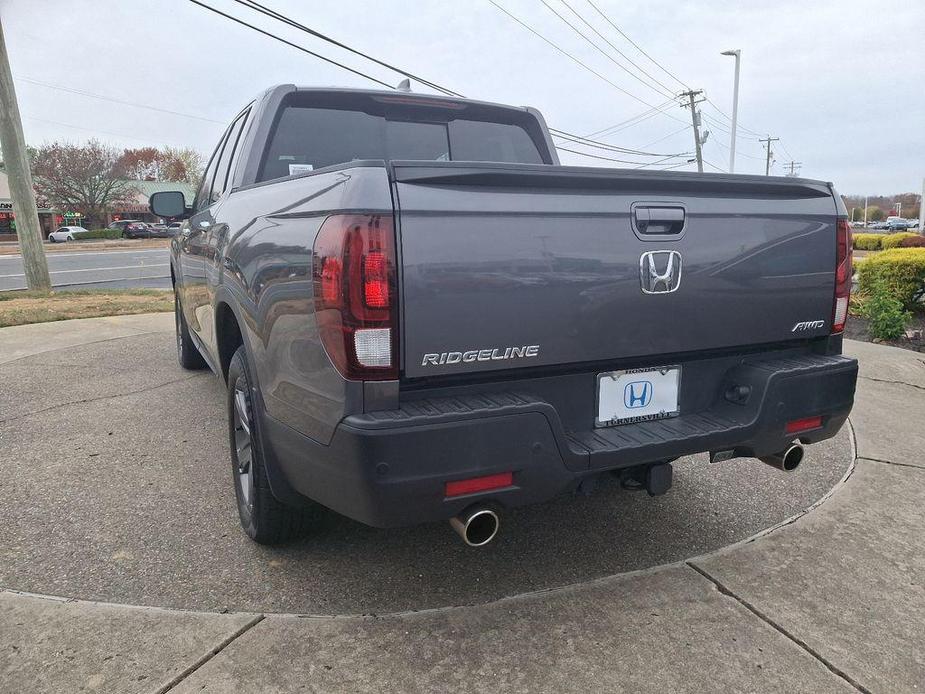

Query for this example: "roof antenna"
[395,78,412,92]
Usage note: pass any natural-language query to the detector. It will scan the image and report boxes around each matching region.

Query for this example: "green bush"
[899,235,925,248]
[861,281,911,340]
[880,232,919,250]
[856,248,925,309]
[77,228,122,240]
[852,233,882,251]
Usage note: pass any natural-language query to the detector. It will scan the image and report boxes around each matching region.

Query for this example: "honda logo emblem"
[640,250,682,294]
[624,380,653,409]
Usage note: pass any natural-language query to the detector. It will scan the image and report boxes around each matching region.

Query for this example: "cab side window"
[194,130,227,212]
[213,108,251,201]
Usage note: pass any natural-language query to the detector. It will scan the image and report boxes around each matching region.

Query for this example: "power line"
[227,0,681,155]
[640,124,690,149]
[701,115,770,158]
[581,1,788,166]
[554,144,676,164]
[538,0,675,100]
[23,114,192,147]
[584,99,676,138]
[186,0,395,89]
[584,0,690,91]
[635,153,694,169]
[192,0,685,162]
[704,98,762,137]
[550,128,690,157]
[16,75,225,124]
[556,0,679,97]
[233,0,462,97]
[485,0,686,121]
[707,132,766,161]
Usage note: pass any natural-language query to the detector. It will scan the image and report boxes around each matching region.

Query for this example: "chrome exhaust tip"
[759,442,805,472]
[449,506,500,547]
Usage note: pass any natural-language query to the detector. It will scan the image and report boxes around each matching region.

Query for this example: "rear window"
[258,102,545,182]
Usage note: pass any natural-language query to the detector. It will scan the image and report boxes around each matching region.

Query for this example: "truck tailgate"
[393,162,838,379]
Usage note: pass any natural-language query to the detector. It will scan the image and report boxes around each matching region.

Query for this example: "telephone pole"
[680,89,705,173]
[759,135,779,176]
[0,18,50,290]
[784,161,802,177]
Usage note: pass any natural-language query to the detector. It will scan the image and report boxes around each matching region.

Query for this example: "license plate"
[596,366,681,427]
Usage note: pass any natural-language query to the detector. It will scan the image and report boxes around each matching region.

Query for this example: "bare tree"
[32,139,138,228]
[160,146,204,184]
[115,146,161,181]
[115,146,204,184]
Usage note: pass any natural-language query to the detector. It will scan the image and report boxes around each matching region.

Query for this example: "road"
[0,247,171,291]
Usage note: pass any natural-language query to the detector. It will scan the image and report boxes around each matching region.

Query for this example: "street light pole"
[721,49,741,174]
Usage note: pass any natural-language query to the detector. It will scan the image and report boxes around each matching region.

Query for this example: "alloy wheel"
[232,385,255,511]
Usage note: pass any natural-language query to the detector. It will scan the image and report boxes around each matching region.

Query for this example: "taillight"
[832,218,852,334]
[313,214,398,380]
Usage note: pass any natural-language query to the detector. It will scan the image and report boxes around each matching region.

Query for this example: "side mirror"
[149,191,189,219]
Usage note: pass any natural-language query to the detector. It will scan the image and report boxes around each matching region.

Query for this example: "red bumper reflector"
[786,416,823,435]
[445,472,513,498]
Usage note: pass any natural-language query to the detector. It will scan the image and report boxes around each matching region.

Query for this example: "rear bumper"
[260,352,858,528]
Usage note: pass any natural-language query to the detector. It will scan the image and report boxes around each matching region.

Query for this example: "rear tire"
[227,345,319,544]
[175,292,206,370]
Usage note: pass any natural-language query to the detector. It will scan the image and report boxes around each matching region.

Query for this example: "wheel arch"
[215,298,245,384]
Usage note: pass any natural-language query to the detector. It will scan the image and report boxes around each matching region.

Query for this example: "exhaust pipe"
[760,442,805,472]
[450,506,500,547]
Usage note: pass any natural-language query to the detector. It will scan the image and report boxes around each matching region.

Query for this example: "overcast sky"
[4,0,923,195]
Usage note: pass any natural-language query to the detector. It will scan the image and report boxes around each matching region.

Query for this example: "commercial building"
[0,172,196,240]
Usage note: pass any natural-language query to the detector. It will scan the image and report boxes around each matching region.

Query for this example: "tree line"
[7,140,205,229]
[842,193,921,222]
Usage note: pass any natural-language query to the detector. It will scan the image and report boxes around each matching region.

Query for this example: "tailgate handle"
[633,205,686,236]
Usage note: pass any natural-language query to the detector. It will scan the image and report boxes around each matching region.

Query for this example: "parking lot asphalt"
[0,315,851,616]
[0,247,171,290]
[2,315,923,693]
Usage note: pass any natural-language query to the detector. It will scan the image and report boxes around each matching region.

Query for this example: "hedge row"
[856,248,925,309]
[852,233,883,250]
[852,232,924,251]
[881,232,921,250]
[77,229,123,240]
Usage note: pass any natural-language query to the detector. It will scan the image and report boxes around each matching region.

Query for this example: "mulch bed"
[845,311,925,352]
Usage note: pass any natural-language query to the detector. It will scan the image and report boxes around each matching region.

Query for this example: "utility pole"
[784,161,802,177]
[759,135,779,176]
[680,89,705,173]
[0,18,49,290]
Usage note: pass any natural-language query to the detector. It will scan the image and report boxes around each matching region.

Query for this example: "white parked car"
[48,226,89,243]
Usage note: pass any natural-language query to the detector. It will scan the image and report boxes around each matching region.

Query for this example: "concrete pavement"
[1,316,923,693]
[0,316,852,615]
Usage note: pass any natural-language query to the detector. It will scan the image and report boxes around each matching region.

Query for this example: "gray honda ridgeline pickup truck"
[151,85,857,547]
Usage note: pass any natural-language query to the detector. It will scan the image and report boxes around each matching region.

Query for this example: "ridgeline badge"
[422,345,539,367]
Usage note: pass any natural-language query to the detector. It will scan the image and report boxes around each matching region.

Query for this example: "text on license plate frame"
[595,365,681,427]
